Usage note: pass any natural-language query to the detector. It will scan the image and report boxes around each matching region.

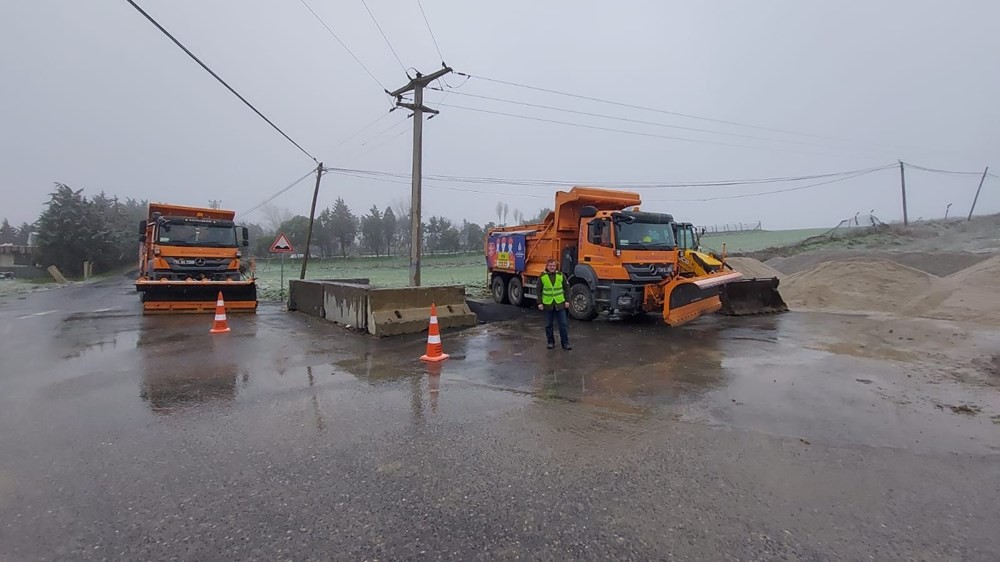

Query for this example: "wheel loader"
[485,187,786,327]
[673,222,787,315]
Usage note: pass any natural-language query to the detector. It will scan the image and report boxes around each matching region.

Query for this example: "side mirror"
[241,227,250,247]
[137,220,146,242]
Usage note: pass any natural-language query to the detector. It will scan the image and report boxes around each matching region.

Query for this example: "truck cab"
[564,206,681,319]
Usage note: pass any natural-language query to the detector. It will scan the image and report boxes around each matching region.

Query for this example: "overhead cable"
[647,165,896,203]
[123,0,318,163]
[435,102,827,154]
[902,162,988,176]
[461,73,861,145]
[241,167,321,216]
[431,89,859,150]
[359,0,408,73]
[297,0,391,94]
[416,0,446,64]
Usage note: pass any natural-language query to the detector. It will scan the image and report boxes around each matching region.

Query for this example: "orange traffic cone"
[419,303,449,362]
[209,291,231,334]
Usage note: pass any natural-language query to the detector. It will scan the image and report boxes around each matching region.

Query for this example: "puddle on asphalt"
[63,329,140,359]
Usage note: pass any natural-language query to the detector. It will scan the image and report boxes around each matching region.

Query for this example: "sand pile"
[726,257,782,279]
[903,256,1000,325]
[780,258,937,314]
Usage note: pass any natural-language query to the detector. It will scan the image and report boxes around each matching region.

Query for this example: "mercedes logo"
[648,264,657,274]
[195,258,205,266]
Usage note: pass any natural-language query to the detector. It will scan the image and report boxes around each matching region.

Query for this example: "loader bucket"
[718,278,788,316]
[137,280,257,314]
[661,271,743,327]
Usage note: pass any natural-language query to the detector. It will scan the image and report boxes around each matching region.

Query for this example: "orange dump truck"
[136,203,257,314]
[486,187,781,326]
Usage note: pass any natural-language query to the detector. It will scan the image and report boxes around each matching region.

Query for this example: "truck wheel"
[491,275,509,304]
[508,276,525,307]
[569,283,598,321]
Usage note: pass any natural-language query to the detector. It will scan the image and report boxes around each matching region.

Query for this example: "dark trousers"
[545,307,569,347]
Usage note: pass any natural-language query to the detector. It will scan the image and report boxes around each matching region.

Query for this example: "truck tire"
[508,276,526,307]
[569,283,598,321]
[491,275,509,304]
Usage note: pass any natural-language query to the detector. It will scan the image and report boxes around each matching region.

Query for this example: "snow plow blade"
[718,277,788,316]
[137,280,257,314]
[661,271,743,327]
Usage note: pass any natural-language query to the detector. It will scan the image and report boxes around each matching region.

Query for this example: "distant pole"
[967,166,990,221]
[899,161,909,226]
[299,163,324,279]
[389,65,453,287]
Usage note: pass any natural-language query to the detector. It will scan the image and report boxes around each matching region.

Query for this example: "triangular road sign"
[269,232,295,254]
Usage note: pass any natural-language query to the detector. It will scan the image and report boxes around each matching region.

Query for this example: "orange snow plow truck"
[486,187,785,327]
[136,203,257,314]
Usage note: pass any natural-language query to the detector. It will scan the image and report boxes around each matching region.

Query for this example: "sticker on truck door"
[487,233,526,271]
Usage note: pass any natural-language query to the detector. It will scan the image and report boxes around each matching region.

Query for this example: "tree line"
[247,199,552,259]
[5,184,555,277]
[1,183,147,277]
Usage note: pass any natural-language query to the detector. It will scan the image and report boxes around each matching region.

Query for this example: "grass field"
[253,253,486,300]
[699,228,830,253]
[252,229,832,300]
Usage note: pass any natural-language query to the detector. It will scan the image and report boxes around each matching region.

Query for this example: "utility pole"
[389,65,453,286]
[299,163,324,280]
[967,166,990,221]
[898,161,909,226]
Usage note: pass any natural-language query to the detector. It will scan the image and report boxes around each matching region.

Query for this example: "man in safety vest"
[537,257,571,350]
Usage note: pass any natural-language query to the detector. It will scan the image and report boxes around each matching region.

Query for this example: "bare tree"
[261,203,292,233]
[513,209,523,225]
[502,202,509,226]
[495,201,504,225]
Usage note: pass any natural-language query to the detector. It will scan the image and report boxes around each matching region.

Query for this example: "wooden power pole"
[299,163,324,280]
[389,66,453,287]
[967,166,990,221]
[898,161,909,226]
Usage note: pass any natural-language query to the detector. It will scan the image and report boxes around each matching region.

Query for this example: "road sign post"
[269,233,295,303]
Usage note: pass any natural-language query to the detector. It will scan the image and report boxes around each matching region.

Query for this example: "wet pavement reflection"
[3,280,1000,560]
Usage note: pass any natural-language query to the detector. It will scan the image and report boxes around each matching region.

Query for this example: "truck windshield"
[157,223,237,247]
[615,221,676,250]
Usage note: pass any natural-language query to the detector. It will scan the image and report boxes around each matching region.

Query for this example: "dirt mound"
[781,258,937,314]
[903,256,1000,325]
[765,250,995,277]
[726,257,782,279]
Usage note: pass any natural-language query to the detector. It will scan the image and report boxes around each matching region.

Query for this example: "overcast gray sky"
[2,0,998,230]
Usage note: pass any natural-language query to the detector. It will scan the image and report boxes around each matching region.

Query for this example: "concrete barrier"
[287,280,328,318]
[287,279,477,337]
[368,285,477,337]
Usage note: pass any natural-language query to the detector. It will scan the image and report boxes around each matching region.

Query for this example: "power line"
[902,162,987,176]
[330,170,548,199]
[434,101,833,154]
[241,167,321,216]
[357,128,410,156]
[461,73,900,149]
[297,0,391,94]
[333,110,394,148]
[328,164,897,190]
[416,0,445,64]
[647,165,895,203]
[123,0,318,163]
[431,88,867,151]
[359,0,407,74]
[336,117,410,161]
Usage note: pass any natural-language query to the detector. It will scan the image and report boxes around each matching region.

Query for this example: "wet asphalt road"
[1,278,999,561]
